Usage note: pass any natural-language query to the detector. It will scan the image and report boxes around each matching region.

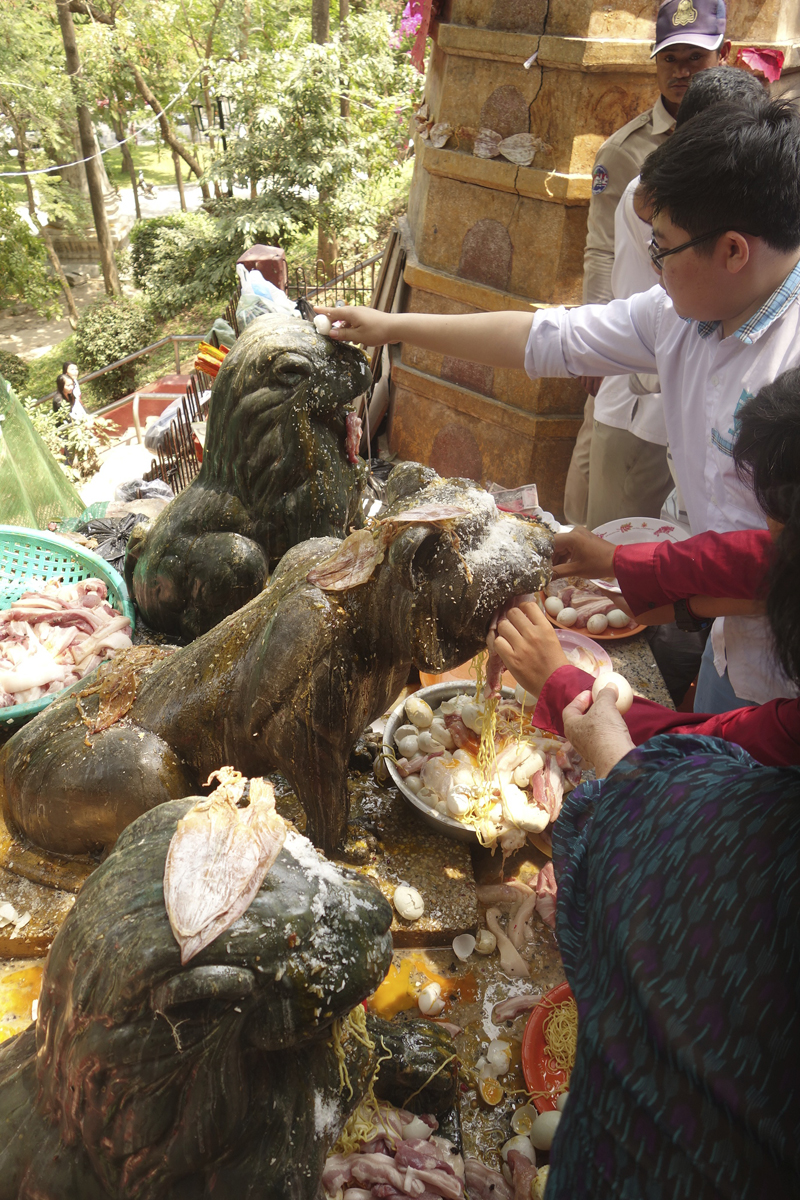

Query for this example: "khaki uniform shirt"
[583,96,675,304]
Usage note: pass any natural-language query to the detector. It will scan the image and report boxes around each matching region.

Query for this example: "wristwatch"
[674,599,712,633]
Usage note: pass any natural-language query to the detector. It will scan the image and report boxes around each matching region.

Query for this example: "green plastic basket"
[0,525,136,733]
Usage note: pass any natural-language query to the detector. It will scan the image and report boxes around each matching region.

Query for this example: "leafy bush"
[0,350,30,393]
[75,297,157,406]
[23,397,115,483]
[130,212,239,318]
[0,181,61,318]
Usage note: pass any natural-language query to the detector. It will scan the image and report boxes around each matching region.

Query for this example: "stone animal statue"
[0,794,456,1200]
[126,313,370,639]
[0,465,552,858]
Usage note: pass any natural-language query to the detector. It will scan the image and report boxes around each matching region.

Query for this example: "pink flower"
[390,0,423,47]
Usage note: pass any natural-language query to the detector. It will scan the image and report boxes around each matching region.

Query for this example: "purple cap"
[651,0,726,57]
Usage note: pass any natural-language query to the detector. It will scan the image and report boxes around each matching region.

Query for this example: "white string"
[0,63,206,179]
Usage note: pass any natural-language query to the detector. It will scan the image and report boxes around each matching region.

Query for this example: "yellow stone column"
[391,0,800,515]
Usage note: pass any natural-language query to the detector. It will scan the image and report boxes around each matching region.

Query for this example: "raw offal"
[164,768,287,964]
[0,577,132,708]
[323,1100,465,1200]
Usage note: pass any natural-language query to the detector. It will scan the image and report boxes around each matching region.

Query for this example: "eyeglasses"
[648,229,726,271]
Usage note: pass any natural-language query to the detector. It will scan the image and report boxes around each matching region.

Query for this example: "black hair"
[640,100,800,251]
[732,369,800,688]
[733,368,800,522]
[675,66,769,128]
[55,373,73,398]
[62,360,77,373]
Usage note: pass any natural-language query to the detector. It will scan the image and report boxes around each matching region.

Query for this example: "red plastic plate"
[521,980,575,1112]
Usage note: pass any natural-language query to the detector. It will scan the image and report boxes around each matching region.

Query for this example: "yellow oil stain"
[368,953,477,1019]
[0,962,44,1044]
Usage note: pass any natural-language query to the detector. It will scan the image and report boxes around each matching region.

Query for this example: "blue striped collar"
[695,258,800,343]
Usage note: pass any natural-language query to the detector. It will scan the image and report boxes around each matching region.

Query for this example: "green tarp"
[0,375,84,528]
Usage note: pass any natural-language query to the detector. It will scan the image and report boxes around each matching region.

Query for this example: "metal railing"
[288,252,384,308]
[33,334,204,409]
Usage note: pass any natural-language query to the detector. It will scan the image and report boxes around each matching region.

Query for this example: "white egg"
[428,717,454,749]
[393,885,425,920]
[417,730,439,754]
[556,1090,570,1112]
[404,774,423,795]
[555,606,578,627]
[402,1116,433,1140]
[405,695,434,729]
[417,786,437,807]
[452,933,476,960]
[529,1109,561,1150]
[544,595,564,617]
[446,790,471,817]
[417,981,445,1016]
[592,670,634,714]
[313,313,332,335]
[607,608,632,629]
[395,734,419,759]
[501,1134,536,1165]
[532,1165,549,1199]
[460,701,484,734]
[514,683,537,708]
[486,1038,512,1074]
[586,613,609,634]
[474,929,497,955]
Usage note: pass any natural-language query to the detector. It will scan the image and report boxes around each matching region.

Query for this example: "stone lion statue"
[126,314,370,639]
[0,796,456,1199]
[1,465,551,859]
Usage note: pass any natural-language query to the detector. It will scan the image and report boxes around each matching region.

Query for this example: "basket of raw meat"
[0,525,136,733]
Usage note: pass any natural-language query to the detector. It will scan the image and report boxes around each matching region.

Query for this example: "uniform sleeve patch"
[591,165,609,194]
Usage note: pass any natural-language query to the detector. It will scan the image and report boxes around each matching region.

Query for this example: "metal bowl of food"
[382,681,516,843]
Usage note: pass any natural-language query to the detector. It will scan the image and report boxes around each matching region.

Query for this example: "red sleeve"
[532,664,800,767]
[613,529,773,616]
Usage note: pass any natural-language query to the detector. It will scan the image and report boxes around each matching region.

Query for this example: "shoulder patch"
[591,165,609,194]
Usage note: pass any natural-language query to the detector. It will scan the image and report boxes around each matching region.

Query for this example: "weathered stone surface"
[480,84,530,138]
[458,218,514,291]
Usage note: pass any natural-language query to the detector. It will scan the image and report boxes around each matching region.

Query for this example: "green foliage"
[0,182,61,318]
[22,396,116,484]
[129,212,237,315]
[75,297,157,405]
[0,350,30,394]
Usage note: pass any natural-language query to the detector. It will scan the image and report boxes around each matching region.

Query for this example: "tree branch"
[129,63,210,201]
[66,0,118,25]
[204,0,230,61]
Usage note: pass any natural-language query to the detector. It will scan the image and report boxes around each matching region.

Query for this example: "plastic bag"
[79,513,140,573]
[143,401,183,453]
[114,478,174,503]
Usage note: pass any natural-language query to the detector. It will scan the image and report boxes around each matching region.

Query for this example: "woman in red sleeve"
[491,369,800,766]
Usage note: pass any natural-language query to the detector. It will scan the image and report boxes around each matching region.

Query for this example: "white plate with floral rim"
[588,516,690,593]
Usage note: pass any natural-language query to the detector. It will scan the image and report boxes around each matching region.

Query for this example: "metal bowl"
[382,681,516,843]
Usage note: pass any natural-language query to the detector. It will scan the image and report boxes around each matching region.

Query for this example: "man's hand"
[578,375,604,397]
[561,686,634,778]
[490,599,568,700]
[314,305,399,347]
[552,526,616,581]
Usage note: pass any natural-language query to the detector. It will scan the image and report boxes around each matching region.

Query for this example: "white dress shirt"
[592,176,668,447]
[524,262,800,703]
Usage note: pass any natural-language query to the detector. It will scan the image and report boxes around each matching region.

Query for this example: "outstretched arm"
[315,305,534,370]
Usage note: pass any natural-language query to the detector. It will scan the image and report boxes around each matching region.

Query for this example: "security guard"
[563,0,731,525]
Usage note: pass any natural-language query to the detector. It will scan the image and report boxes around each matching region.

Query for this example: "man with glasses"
[584,66,769,533]
[318,98,800,715]
[564,0,731,525]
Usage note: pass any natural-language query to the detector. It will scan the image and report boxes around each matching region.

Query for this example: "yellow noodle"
[542,997,578,1077]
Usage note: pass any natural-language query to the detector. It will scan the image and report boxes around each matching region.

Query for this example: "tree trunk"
[56,0,121,296]
[111,110,140,220]
[173,150,187,211]
[130,63,211,201]
[317,189,339,278]
[312,0,330,43]
[15,136,80,327]
[339,0,350,119]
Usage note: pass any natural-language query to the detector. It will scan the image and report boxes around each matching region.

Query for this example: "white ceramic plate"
[588,516,690,592]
